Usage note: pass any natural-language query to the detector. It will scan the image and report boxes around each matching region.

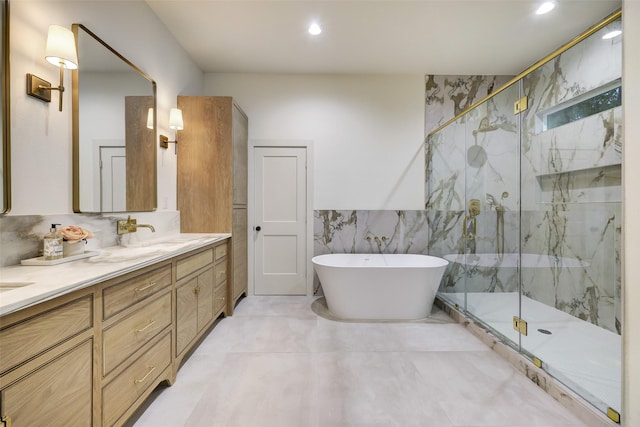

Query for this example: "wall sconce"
[160,108,183,153]
[26,25,78,112]
[147,108,154,129]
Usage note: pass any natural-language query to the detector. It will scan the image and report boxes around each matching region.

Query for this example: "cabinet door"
[196,268,214,331]
[176,277,198,355]
[1,340,93,427]
[232,104,248,205]
[232,208,248,299]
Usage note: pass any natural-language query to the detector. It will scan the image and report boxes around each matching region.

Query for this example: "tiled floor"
[130,296,588,427]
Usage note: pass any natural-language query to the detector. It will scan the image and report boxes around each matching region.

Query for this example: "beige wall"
[623,1,639,424]
[9,1,203,215]
[205,73,425,210]
[5,1,639,423]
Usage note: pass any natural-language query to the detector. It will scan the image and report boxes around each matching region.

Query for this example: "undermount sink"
[123,237,205,249]
[88,237,208,263]
[0,282,35,293]
[87,246,169,263]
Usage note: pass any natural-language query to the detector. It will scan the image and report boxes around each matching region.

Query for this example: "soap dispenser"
[43,224,63,260]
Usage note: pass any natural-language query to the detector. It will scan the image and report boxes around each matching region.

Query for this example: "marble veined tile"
[0,211,180,267]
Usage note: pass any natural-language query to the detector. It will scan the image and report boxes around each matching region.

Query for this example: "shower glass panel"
[426,116,467,307]
[427,11,622,420]
[461,83,521,346]
[518,18,622,415]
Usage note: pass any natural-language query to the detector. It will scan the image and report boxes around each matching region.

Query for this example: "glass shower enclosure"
[426,12,622,420]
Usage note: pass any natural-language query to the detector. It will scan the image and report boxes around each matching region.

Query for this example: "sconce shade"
[169,108,184,130]
[45,25,78,69]
[147,108,154,129]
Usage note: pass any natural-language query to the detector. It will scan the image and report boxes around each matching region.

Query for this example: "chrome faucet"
[117,215,156,235]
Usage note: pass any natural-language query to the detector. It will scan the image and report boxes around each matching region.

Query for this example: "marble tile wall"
[313,210,429,295]
[0,211,180,267]
[312,75,513,293]
[518,21,622,333]
[427,19,622,334]
[425,74,514,135]
[314,210,429,256]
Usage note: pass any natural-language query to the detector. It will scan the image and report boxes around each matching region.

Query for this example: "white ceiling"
[146,0,621,76]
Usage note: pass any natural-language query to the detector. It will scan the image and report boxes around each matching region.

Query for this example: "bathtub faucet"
[366,235,389,252]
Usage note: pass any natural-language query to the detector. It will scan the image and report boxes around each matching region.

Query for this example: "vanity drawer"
[102,292,171,376]
[214,242,227,261]
[177,248,213,280]
[214,283,227,314]
[102,331,171,427]
[102,264,171,319]
[0,295,93,374]
[215,259,227,286]
[1,340,93,427]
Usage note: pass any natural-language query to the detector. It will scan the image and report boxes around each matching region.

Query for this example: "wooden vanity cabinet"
[214,243,229,314]
[0,289,95,427]
[100,262,174,426]
[177,96,248,313]
[0,238,230,427]
[175,241,228,366]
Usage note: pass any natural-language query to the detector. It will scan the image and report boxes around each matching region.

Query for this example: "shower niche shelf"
[535,164,621,205]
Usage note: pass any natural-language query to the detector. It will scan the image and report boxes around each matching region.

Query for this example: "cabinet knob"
[255,226,261,232]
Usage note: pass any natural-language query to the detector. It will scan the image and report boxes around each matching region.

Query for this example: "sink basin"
[123,237,205,249]
[87,247,167,263]
[0,282,35,293]
[86,236,213,263]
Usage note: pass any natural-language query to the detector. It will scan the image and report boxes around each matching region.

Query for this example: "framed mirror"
[1,0,10,213]
[72,23,157,213]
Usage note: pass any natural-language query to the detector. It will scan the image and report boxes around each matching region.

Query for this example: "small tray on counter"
[21,251,100,266]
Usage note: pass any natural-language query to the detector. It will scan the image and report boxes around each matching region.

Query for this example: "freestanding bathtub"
[312,253,449,320]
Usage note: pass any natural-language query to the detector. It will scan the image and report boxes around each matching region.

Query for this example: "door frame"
[248,139,314,296]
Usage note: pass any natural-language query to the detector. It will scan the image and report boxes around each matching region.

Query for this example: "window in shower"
[537,79,622,132]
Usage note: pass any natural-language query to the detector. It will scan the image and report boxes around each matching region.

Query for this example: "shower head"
[472,116,498,136]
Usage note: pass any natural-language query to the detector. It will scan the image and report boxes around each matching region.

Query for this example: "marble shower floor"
[129,296,589,427]
[440,292,621,413]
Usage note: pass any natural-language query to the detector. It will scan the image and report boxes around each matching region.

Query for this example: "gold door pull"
[134,282,157,293]
[135,320,156,333]
[134,366,156,384]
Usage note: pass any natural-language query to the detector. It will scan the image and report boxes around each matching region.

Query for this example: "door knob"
[255,226,261,231]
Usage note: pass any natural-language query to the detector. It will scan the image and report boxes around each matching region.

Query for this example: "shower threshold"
[438,292,621,419]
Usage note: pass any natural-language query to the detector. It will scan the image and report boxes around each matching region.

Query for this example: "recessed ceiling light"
[536,1,555,15]
[602,30,622,39]
[602,22,622,40]
[308,23,322,36]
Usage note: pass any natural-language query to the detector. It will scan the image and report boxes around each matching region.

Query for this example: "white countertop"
[0,233,231,317]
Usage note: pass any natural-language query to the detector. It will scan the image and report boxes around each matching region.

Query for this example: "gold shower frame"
[427,9,622,138]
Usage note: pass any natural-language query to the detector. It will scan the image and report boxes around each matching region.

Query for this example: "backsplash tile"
[0,211,180,267]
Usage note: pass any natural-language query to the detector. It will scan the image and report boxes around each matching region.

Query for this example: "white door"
[100,146,126,212]
[254,147,307,295]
